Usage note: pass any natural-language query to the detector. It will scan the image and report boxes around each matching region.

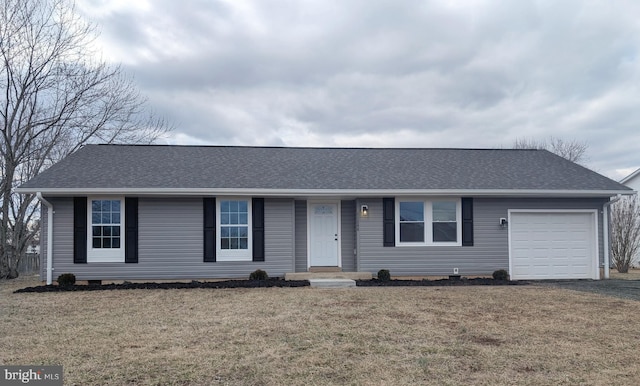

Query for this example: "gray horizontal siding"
[357,197,607,277]
[137,198,202,272]
[42,195,608,280]
[263,198,296,275]
[46,197,294,280]
[341,200,356,272]
[48,198,74,281]
[40,205,48,280]
[294,200,307,272]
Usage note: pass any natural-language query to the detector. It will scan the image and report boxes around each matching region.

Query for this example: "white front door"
[309,203,339,267]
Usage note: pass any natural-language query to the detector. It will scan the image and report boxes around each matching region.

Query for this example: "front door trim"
[307,200,342,269]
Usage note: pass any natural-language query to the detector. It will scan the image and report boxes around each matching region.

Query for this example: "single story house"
[17,145,633,284]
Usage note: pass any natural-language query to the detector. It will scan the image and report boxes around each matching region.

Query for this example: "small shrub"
[377,269,391,281]
[249,269,269,281]
[492,269,509,281]
[57,273,76,287]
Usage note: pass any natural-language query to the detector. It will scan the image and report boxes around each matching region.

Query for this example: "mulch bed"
[356,277,528,286]
[14,277,527,293]
[14,279,310,293]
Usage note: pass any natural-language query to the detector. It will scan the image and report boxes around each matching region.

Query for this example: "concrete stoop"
[284,271,372,281]
[308,279,357,288]
[308,266,342,273]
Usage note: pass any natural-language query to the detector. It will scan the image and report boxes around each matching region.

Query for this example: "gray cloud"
[77,0,640,179]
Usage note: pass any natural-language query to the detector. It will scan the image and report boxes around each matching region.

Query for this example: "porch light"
[361,204,369,217]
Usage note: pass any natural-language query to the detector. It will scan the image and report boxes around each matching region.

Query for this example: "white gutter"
[15,187,636,198]
[36,193,54,285]
[603,194,623,279]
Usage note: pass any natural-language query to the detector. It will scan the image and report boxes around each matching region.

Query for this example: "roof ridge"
[92,144,542,151]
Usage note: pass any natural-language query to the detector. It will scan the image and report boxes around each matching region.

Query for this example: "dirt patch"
[468,335,504,346]
[14,279,310,293]
[356,277,527,286]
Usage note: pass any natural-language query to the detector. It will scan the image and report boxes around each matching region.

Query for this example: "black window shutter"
[125,197,138,263]
[203,198,216,262]
[382,197,395,247]
[252,198,265,262]
[73,197,87,264]
[462,197,474,246]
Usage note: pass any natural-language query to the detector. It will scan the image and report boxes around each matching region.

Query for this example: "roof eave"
[15,187,636,198]
[620,167,640,184]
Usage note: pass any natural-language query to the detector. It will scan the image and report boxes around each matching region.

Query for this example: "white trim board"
[620,167,640,184]
[16,187,633,198]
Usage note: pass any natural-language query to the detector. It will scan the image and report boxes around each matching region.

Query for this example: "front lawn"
[1,277,639,385]
[610,267,640,280]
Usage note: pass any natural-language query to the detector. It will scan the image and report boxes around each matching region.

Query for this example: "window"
[399,202,425,242]
[396,199,461,246]
[220,200,249,250]
[217,199,252,261]
[88,198,124,262]
[433,201,457,242]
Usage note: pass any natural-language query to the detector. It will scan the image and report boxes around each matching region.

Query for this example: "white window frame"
[87,197,125,263]
[216,198,253,262]
[395,197,462,247]
[397,200,426,245]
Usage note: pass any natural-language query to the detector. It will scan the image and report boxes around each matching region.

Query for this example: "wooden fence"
[7,253,40,274]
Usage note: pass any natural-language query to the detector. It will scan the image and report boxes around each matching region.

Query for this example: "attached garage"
[508,210,599,280]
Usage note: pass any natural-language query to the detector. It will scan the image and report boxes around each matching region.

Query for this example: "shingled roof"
[17,144,631,196]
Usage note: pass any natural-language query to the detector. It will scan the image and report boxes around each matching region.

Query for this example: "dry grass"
[610,267,640,280]
[2,277,640,385]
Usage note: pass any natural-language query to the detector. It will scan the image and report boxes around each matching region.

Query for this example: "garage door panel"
[509,212,597,280]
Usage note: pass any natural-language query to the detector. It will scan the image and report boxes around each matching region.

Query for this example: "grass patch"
[610,267,640,280]
[2,277,640,385]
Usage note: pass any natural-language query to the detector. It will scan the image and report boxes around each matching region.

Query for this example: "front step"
[308,266,342,273]
[309,279,356,288]
[285,271,372,281]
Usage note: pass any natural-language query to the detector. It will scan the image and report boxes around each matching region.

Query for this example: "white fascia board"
[15,187,636,197]
[620,167,640,184]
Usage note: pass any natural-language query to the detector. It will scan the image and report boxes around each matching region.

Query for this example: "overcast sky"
[76,0,640,180]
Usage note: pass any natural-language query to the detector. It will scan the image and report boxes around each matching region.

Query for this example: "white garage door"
[509,211,598,280]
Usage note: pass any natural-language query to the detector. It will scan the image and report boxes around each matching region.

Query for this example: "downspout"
[36,193,54,285]
[603,194,623,279]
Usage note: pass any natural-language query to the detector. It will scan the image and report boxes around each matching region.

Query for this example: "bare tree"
[610,195,640,273]
[513,137,588,164]
[1,0,169,279]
